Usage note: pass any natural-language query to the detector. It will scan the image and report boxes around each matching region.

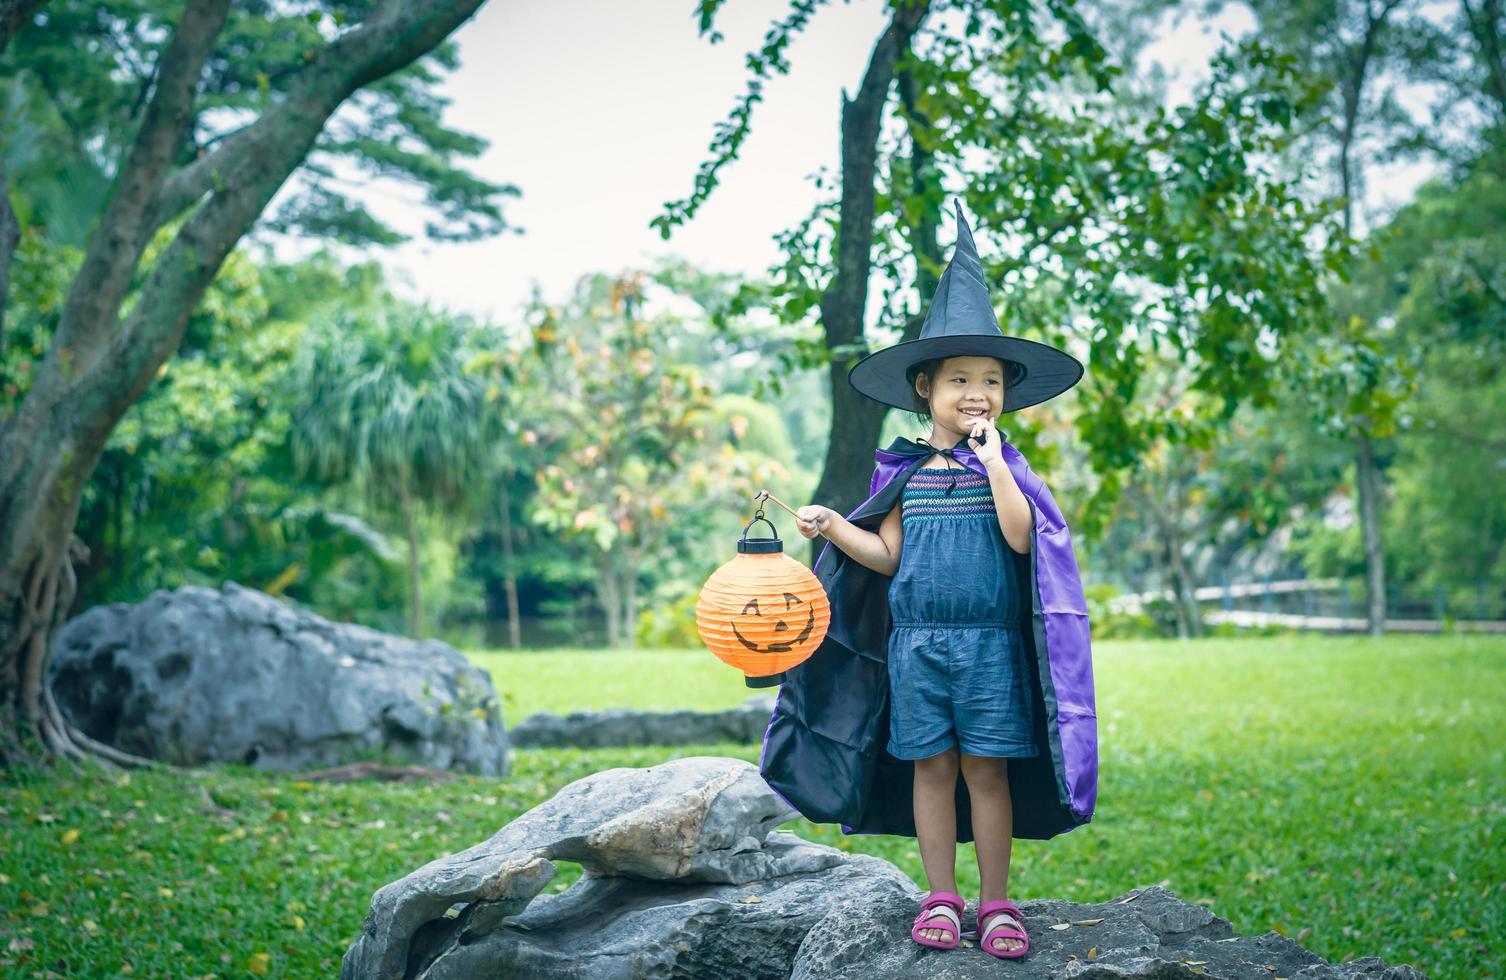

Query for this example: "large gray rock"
[48,582,508,775]
[509,695,776,748]
[341,756,917,979]
[342,756,1427,980]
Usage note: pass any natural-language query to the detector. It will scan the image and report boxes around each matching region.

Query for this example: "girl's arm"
[983,458,1032,555]
[796,501,903,576]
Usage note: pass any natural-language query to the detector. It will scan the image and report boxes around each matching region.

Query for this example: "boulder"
[343,756,1428,979]
[341,756,917,979]
[509,695,776,748]
[48,582,508,775]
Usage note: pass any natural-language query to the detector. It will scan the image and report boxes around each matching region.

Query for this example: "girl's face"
[916,355,1006,438]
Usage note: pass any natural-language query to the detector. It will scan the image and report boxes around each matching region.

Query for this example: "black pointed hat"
[847,200,1083,414]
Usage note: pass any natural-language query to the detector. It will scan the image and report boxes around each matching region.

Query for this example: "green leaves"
[1,1,513,249]
[289,305,495,513]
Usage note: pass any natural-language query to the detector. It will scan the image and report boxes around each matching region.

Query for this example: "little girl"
[757,201,1096,962]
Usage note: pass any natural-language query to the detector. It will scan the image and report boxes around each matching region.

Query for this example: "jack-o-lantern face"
[696,550,831,676]
[732,592,816,652]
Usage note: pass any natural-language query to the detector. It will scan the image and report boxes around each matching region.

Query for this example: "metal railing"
[1108,577,1506,634]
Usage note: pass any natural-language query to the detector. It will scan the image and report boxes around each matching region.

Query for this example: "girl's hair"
[907,358,945,427]
[906,355,1019,427]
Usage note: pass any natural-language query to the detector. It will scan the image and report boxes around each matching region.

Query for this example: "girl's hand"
[966,414,1004,467]
[795,505,835,540]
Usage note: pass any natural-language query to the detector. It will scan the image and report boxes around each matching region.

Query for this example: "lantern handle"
[741,512,780,543]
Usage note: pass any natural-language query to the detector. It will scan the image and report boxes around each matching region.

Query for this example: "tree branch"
[53,0,230,361]
[0,0,47,352]
[896,50,942,345]
[108,0,491,410]
[0,0,486,600]
[0,157,17,352]
[820,0,930,350]
[1462,0,1506,123]
[0,0,227,533]
[0,0,45,53]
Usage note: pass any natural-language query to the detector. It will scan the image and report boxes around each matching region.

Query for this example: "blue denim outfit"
[886,465,1039,760]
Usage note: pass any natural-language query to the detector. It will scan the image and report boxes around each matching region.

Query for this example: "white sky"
[363,0,1436,324]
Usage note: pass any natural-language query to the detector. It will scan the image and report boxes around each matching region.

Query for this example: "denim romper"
[885,464,1039,760]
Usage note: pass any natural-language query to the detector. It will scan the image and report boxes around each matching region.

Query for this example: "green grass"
[3,634,1503,978]
[468,646,756,720]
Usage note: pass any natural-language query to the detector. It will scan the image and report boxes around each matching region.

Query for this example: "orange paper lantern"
[696,511,830,681]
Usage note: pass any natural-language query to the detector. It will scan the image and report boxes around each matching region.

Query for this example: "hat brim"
[847,335,1083,413]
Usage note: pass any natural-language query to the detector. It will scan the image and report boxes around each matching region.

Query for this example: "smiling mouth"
[960,408,987,417]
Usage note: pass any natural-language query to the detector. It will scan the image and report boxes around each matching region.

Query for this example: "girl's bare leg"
[960,753,1023,953]
[913,747,960,942]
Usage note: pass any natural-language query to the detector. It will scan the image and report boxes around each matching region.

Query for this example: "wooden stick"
[753,489,801,519]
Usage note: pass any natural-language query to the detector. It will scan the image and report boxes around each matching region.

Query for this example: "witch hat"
[847,200,1083,413]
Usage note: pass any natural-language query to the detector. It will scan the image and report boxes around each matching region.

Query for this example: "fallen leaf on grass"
[248,951,271,976]
[1072,918,1104,926]
[1049,923,1072,931]
[1086,947,1098,958]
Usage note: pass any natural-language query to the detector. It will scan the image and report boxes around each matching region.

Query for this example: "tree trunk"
[1170,470,1203,638]
[806,0,931,568]
[498,476,522,650]
[1335,2,1395,636]
[399,482,424,639]
[1356,433,1387,635]
[0,0,488,768]
[0,155,17,349]
[622,550,637,651]
[1461,0,1506,125]
[597,550,622,649]
[1166,535,1202,639]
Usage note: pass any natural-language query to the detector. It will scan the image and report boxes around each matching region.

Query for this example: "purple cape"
[755,435,1097,841]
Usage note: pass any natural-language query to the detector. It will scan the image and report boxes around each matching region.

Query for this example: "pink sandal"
[911,891,965,950]
[978,898,1029,959]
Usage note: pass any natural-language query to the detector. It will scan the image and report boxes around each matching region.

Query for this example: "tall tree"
[658,0,1342,576]
[1221,0,1432,634]
[514,271,787,649]
[290,306,493,639]
[0,0,498,767]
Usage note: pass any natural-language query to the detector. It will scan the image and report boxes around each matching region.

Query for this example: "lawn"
[2,634,1502,978]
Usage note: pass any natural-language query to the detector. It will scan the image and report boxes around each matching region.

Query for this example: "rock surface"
[790,884,1428,979]
[343,756,1428,980]
[509,694,775,748]
[49,582,508,775]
